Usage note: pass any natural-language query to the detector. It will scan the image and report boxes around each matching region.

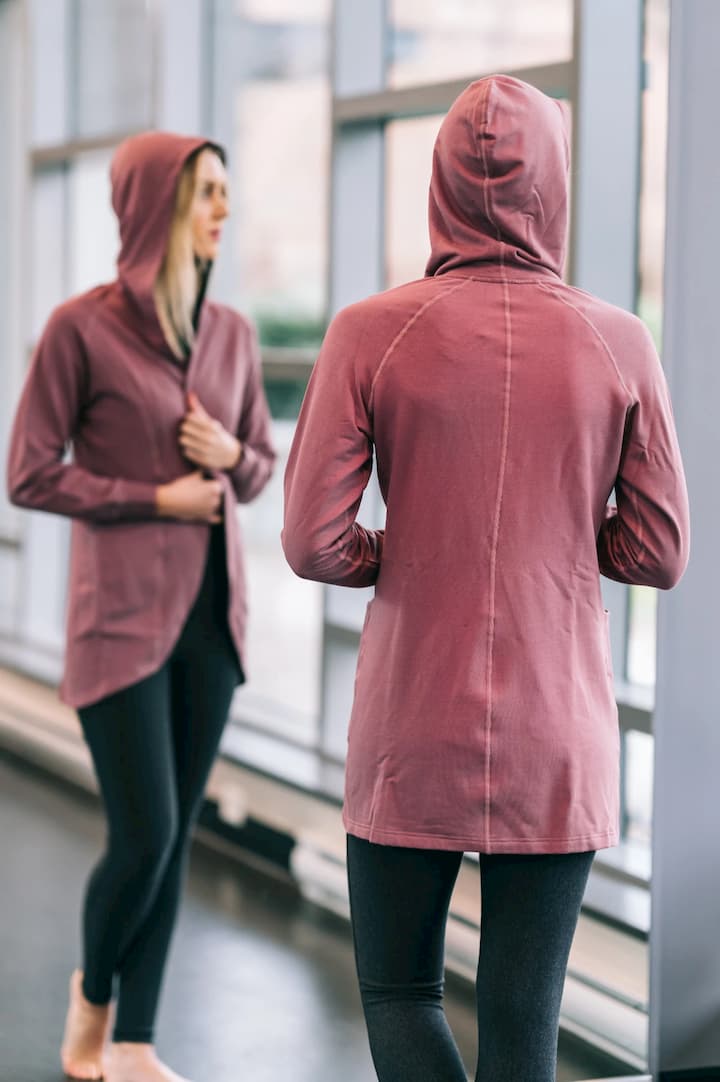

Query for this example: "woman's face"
[190,149,229,262]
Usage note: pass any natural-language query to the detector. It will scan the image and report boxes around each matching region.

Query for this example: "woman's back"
[283,76,688,854]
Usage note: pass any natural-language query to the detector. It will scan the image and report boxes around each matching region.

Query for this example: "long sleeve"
[7,308,158,522]
[282,308,384,588]
[597,328,690,590]
[227,322,277,503]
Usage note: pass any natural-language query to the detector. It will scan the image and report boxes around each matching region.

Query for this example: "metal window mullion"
[649,2,720,1074]
[30,131,146,171]
[67,0,80,140]
[0,0,28,563]
[319,0,386,760]
[333,60,572,125]
[151,0,204,132]
[570,0,644,727]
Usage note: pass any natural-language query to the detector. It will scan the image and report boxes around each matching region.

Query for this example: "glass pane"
[241,0,329,23]
[237,414,323,743]
[625,730,654,844]
[31,171,68,340]
[637,0,669,349]
[73,0,154,138]
[68,150,119,296]
[627,585,658,687]
[389,0,573,89]
[29,0,72,146]
[211,0,331,346]
[385,115,444,290]
[628,0,668,691]
[0,0,24,540]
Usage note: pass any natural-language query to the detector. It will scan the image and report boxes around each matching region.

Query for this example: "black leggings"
[78,528,242,1043]
[347,835,594,1082]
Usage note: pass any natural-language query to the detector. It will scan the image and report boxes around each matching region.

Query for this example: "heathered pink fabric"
[282,77,689,854]
[8,131,276,709]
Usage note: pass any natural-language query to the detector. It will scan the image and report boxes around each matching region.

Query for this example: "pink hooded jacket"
[282,77,689,854]
[8,132,276,709]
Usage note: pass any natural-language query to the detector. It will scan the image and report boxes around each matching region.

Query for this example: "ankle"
[110,1042,155,1057]
[72,970,110,1013]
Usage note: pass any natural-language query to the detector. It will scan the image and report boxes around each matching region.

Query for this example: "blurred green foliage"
[264,378,309,420]
[255,311,327,348]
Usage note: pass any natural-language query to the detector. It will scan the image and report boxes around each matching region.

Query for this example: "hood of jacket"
[426,75,569,279]
[110,130,225,345]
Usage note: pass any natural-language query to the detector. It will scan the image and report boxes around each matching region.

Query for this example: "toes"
[61,1045,104,1080]
[61,1062,103,1081]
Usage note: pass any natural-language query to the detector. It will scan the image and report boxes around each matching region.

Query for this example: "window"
[627,0,670,696]
[388,0,573,88]
[237,412,324,741]
[29,0,72,146]
[71,0,154,139]
[68,150,118,295]
[385,115,444,289]
[209,0,332,742]
[210,0,331,346]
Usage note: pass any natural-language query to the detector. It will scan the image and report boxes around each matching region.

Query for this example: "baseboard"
[660,1070,720,1081]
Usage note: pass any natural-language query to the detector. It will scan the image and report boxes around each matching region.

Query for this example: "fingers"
[181,445,208,468]
[179,422,218,465]
[208,481,223,524]
[180,427,218,464]
[186,391,209,417]
[181,436,208,457]
[198,478,223,523]
[181,415,215,440]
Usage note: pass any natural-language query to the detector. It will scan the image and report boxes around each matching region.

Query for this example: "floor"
[0,752,630,1082]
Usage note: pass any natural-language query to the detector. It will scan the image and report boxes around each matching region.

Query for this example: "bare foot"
[61,970,112,1080]
[104,1043,192,1082]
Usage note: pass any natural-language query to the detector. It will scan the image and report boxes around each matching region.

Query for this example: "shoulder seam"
[368,278,472,409]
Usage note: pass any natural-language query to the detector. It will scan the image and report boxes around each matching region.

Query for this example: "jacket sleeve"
[282,308,384,588]
[597,326,690,590]
[7,308,158,523]
[227,321,277,503]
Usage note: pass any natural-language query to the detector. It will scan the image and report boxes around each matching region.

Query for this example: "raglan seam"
[536,284,646,572]
[368,279,473,412]
[535,283,635,404]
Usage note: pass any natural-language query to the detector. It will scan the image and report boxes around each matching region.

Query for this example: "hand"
[179,392,243,472]
[155,470,223,523]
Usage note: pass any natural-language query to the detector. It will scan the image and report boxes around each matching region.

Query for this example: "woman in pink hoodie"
[283,76,689,1081]
[8,133,275,1082]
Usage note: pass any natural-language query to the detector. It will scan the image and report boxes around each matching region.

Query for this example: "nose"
[214,194,229,220]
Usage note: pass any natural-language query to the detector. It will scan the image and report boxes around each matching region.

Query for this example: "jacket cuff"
[118,480,160,519]
[229,443,259,486]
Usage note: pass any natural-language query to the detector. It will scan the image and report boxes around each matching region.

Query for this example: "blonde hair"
[154,153,201,359]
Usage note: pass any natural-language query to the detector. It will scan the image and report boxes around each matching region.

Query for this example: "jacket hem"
[343,813,618,854]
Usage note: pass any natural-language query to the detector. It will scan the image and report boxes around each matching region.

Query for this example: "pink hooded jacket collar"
[110,131,225,352]
[426,75,570,279]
